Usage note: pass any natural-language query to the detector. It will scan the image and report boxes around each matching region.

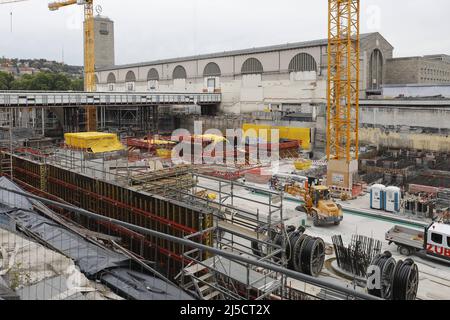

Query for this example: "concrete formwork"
[2,153,214,278]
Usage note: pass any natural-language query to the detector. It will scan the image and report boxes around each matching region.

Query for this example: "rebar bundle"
[332,235,382,278]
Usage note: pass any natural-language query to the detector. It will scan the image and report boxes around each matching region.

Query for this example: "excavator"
[286,177,343,227]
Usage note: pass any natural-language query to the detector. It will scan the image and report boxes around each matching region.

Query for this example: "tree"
[0,72,14,90]
[10,72,84,91]
[71,78,84,91]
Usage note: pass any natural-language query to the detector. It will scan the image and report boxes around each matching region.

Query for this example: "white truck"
[385,222,450,264]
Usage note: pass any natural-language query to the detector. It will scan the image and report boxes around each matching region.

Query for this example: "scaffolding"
[171,172,287,300]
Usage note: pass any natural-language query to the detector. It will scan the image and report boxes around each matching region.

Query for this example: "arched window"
[125,71,136,82]
[203,62,221,91]
[147,68,159,81]
[369,49,383,90]
[289,53,317,72]
[107,72,116,91]
[125,71,136,91]
[107,72,116,83]
[147,68,159,91]
[94,75,99,84]
[241,58,263,75]
[203,62,221,77]
[173,66,187,79]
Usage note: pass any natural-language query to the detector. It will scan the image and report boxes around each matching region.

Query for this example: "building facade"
[95,32,394,114]
[385,54,450,85]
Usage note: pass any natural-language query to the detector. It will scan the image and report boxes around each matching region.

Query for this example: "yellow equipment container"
[156,149,172,159]
[64,132,125,154]
[207,193,217,201]
[242,124,311,149]
[294,159,313,170]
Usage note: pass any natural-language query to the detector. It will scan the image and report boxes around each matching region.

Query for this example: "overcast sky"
[1,0,450,66]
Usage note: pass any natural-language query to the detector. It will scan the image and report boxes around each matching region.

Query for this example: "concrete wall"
[386,56,450,85]
[383,85,450,98]
[359,128,450,152]
[360,106,450,131]
[385,58,419,85]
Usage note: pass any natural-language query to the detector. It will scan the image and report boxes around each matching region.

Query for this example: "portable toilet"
[370,184,385,210]
[384,186,401,213]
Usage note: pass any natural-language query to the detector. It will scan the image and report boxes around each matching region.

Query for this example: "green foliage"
[9,72,84,91]
[8,262,32,291]
[71,78,84,91]
[0,71,14,90]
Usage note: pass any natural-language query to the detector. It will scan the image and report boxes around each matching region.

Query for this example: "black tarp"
[0,178,193,300]
[100,268,193,300]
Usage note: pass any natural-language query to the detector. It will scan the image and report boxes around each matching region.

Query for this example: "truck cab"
[424,223,450,260]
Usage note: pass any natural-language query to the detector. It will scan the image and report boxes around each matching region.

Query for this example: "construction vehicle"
[386,222,450,264]
[287,177,343,227]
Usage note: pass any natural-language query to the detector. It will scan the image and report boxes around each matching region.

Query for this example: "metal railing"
[0,91,221,108]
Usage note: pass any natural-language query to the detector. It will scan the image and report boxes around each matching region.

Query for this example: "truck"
[385,222,450,264]
[289,178,344,227]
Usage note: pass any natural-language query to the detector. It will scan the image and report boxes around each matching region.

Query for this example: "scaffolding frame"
[175,172,288,300]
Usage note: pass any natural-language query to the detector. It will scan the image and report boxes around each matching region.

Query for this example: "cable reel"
[368,253,419,300]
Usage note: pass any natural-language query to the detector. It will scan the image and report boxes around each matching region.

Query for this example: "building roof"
[97,32,382,72]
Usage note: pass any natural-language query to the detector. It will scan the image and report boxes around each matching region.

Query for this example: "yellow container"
[156,149,172,159]
[64,132,125,153]
[207,193,217,200]
[242,124,311,149]
[294,159,312,170]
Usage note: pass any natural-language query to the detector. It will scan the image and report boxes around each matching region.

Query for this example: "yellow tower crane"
[326,0,360,195]
[48,0,97,132]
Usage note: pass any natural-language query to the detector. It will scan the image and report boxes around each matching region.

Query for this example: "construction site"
[0,0,449,302]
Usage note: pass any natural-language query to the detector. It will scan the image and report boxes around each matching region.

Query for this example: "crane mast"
[49,0,97,132]
[326,0,360,194]
[83,1,97,132]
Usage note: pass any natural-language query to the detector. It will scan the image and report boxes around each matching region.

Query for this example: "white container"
[370,184,386,210]
[384,186,401,213]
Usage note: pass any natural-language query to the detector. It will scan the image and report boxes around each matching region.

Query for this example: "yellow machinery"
[156,149,172,159]
[286,179,343,227]
[294,159,312,171]
[64,132,125,153]
[195,190,218,201]
[49,0,97,132]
